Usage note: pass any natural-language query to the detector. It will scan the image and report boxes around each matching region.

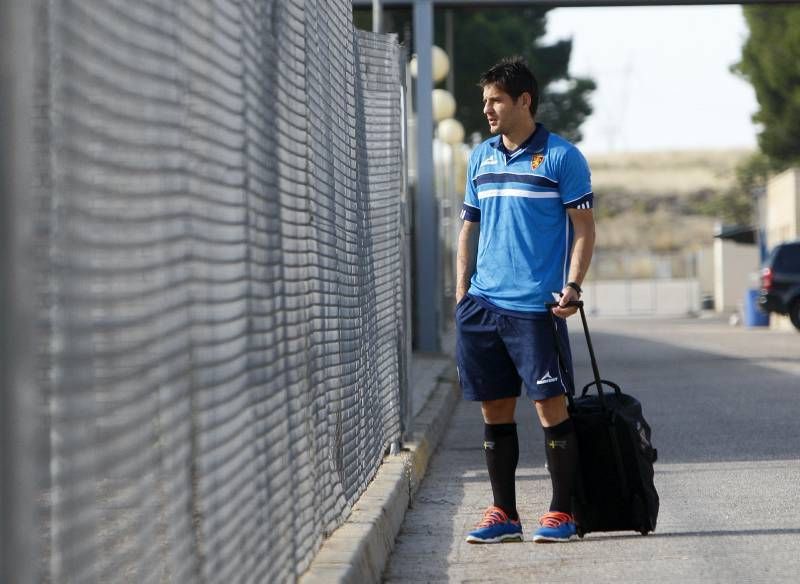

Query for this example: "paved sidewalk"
[385,317,800,583]
[410,346,455,419]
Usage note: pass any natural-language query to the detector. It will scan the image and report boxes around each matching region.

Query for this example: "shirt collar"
[491,123,550,154]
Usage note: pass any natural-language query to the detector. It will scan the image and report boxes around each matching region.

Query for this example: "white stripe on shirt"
[563,191,593,205]
[563,214,570,286]
[477,189,560,200]
[475,170,560,184]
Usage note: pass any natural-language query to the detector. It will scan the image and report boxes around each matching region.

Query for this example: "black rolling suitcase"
[548,301,659,537]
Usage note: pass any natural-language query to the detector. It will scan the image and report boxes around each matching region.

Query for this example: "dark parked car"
[759,240,800,331]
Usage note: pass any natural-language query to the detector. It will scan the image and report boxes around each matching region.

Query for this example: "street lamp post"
[413,0,440,352]
[372,0,383,32]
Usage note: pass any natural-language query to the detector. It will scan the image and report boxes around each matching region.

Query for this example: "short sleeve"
[559,146,593,209]
[461,148,481,222]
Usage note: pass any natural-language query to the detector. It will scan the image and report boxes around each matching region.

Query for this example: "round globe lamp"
[432,89,456,122]
[409,45,450,83]
[437,118,465,145]
[431,46,450,83]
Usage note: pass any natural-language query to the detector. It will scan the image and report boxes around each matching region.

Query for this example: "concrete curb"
[300,365,459,584]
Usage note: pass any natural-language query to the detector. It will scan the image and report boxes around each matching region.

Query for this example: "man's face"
[482,83,530,135]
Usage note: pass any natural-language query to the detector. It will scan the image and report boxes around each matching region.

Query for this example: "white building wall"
[766,168,800,249]
[764,168,800,329]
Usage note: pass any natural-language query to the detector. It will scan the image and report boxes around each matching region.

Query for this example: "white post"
[372,0,383,32]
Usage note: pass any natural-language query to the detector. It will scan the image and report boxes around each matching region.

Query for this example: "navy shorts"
[455,294,574,402]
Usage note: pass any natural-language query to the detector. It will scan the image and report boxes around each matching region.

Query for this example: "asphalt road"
[384,316,800,583]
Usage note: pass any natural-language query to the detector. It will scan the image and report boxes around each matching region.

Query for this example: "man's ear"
[520,92,532,109]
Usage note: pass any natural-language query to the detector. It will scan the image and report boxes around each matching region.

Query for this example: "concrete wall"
[714,239,760,313]
[582,278,700,316]
[766,168,800,249]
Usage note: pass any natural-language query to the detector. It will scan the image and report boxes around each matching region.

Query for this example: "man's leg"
[481,397,519,520]
[533,395,579,542]
[455,296,524,543]
[464,396,523,543]
[499,312,579,542]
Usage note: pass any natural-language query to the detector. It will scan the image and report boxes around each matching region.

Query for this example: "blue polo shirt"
[460,123,593,313]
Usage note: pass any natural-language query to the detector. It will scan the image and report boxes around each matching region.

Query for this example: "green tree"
[734,5,800,169]
[686,153,771,226]
[443,9,595,142]
[734,151,771,198]
[355,7,595,143]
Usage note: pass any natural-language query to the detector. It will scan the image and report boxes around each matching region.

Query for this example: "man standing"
[455,57,595,544]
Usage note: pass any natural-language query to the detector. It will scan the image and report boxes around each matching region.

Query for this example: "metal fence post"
[0,0,37,582]
[399,52,415,441]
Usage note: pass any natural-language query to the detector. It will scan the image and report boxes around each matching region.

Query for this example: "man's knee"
[534,394,569,427]
[481,396,517,424]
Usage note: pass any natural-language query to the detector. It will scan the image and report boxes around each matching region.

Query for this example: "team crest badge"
[531,153,545,170]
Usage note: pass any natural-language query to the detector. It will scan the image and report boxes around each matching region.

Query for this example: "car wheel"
[790,299,800,332]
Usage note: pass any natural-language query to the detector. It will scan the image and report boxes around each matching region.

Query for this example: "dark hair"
[479,56,539,118]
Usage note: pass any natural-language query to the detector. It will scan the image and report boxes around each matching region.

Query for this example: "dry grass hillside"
[588,149,753,197]
[586,149,754,255]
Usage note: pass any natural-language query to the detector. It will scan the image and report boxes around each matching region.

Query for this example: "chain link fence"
[5,1,408,582]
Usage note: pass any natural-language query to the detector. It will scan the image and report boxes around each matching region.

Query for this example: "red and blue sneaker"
[465,505,523,544]
[532,511,577,543]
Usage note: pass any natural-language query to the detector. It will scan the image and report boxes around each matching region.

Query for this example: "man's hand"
[551,286,580,318]
[456,221,479,308]
[456,282,470,305]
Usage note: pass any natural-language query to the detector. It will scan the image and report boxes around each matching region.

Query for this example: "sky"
[542,5,759,155]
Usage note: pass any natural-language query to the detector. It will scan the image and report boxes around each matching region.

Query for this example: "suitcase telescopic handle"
[546,300,609,409]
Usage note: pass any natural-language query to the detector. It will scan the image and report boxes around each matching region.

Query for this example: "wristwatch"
[566,281,582,296]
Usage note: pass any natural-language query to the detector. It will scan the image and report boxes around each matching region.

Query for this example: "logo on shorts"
[536,371,558,385]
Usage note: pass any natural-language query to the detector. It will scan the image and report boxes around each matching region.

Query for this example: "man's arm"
[456,220,480,303]
[552,208,595,318]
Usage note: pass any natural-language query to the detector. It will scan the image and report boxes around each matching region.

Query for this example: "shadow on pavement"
[568,326,800,464]
[583,527,800,542]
